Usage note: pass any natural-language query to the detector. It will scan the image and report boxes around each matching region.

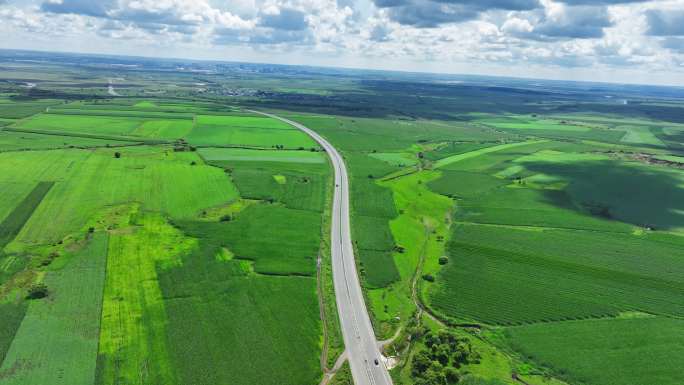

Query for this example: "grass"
[96,208,194,385]
[0,182,54,248]
[199,148,325,163]
[367,171,452,334]
[0,233,108,385]
[503,317,684,385]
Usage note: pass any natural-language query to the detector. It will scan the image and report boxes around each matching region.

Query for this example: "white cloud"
[0,0,682,85]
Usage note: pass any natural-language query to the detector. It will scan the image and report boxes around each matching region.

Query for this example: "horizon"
[3,47,684,91]
[1,0,684,87]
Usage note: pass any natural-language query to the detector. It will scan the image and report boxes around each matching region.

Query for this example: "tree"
[412,350,432,376]
[27,283,48,299]
[444,367,460,384]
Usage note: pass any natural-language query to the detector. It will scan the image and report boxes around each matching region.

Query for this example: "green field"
[199,147,325,163]
[188,114,316,148]
[0,234,107,385]
[17,113,144,136]
[503,317,684,385]
[430,224,684,325]
[0,101,328,385]
[2,58,684,385]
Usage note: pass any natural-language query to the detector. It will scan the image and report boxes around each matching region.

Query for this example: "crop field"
[188,114,316,148]
[208,156,329,212]
[16,113,145,136]
[430,224,684,325]
[0,182,54,248]
[199,147,326,163]
[478,116,593,132]
[503,317,684,385]
[131,119,194,139]
[0,100,58,119]
[475,114,642,144]
[619,125,664,146]
[0,95,328,385]
[2,55,684,385]
[0,234,107,385]
[0,130,136,151]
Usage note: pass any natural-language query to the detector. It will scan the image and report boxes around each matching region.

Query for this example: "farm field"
[502,316,684,385]
[2,53,684,385]
[0,97,329,385]
[284,105,684,385]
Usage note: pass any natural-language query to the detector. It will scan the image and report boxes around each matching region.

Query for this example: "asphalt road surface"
[249,110,393,385]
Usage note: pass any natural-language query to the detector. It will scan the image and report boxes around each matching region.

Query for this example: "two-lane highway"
[249,110,393,385]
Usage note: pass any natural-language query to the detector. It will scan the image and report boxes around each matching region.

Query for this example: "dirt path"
[318,351,348,385]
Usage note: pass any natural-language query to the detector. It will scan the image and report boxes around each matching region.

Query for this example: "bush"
[27,283,48,299]
[422,274,435,282]
[439,256,449,265]
[114,152,121,158]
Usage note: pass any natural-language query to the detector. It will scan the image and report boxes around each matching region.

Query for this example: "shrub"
[27,283,48,299]
[114,152,121,158]
[422,274,435,282]
[439,256,449,265]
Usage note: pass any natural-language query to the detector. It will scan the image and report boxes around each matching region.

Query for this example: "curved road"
[249,110,393,385]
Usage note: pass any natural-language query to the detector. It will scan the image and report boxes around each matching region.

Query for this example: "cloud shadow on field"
[521,160,684,230]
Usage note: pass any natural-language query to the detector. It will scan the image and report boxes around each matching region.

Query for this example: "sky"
[1,0,684,86]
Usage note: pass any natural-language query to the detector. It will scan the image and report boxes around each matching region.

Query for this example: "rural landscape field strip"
[0,181,53,248]
[503,316,684,385]
[0,103,330,385]
[0,234,108,385]
[2,53,684,385]
[250,110,393,385]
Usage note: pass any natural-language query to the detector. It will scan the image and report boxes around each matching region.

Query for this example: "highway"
[249,110,393,385]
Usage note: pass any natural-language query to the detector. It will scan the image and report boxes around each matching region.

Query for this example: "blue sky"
[1,0,684,85]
